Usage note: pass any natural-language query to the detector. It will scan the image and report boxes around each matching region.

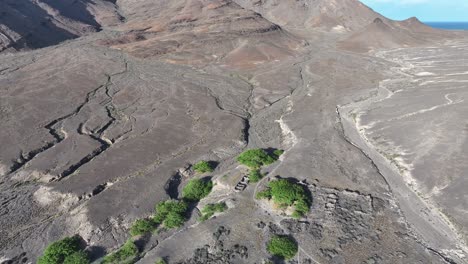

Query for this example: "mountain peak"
[232,0,385,32]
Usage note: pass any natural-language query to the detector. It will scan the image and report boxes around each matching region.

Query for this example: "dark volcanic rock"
[176,226,248,264]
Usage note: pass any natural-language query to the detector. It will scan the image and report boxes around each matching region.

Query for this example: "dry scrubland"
[1,0,468,263]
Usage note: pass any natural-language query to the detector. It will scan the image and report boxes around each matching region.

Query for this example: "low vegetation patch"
[256,178,310,218]
[193,160,215,173]
[154,200,189,229]
[38,236,89,264]
[267,235,298,260]
[182,178,213,202]
[155,259,167,264]
[62,251,89,264]
[237,149,277,168]
[102,240,139,264]
[199,202,227,221]
[130,218,157,236]
[248,169,264,183]
[271,149,284,160]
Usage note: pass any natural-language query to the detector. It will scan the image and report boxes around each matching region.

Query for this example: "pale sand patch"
[332,25,346,33]
[66,205,96,242]
[446,71,468,76]
[276,118,298,151]
[0,162,7,176]
[12,170,56,183]
[275,98,298,153]
[34,186,80,211]
[415,71,435,76]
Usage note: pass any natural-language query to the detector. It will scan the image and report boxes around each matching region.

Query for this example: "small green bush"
[256,179,310,217]
[164,211,187,228]
[268,179,307,206]
[193,161,215,173]
[199,202,227,221]
[267,236,298,260]
[255,189,271,200]
[293,198,310,218]
[237,149,276,168]
[130,218,156,236]
[248,169,263,183]
[154,200,188,228]
[63,251,89,264]
[272,149,284,159]
[155,258,167,264]
[102,240,139,264]
[38,236,86,264]
[182,179,213,202]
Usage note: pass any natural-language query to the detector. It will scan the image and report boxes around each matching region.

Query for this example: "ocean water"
[424,22,468,30]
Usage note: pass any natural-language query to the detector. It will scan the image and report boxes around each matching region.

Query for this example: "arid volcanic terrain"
[1,0,467,264]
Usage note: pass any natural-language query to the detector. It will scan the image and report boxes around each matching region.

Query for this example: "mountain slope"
[338,18,427,52]
[338,17,456,52]
[98,0,304,67]
[232,0,386,32]
[0,0,122,52]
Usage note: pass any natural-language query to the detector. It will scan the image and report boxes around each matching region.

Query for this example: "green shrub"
[255,189,271,200]
[266,236,298,260]
[199,202,227,221]
[248,169,263,183]
[102,240,139,264]
[268,179,306,206]
[182,179,213,202]
[193,161,215,173]
[164,211,187,228]
[154,200,188,228]
[293,198,310,218]
[155,258,167,264]
[63,251,89,264]
[130,218,156,236]
[38,236,85,264]
[272,149,284,159]
[256,179,310,217]
[237,149,276,168]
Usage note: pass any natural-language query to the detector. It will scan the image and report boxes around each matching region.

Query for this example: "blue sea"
[424,22,468,30]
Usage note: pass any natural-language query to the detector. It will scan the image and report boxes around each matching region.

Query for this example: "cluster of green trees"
[267,235,298,260]
[256,178,310,218]
[237,148,283,184]
[37,236,89,264]
[129,178,213,236]
[154,200,189,229]
[39,151,301,264]
[129,200,188,237]
[37,236,140,264]
[199,202,227,222]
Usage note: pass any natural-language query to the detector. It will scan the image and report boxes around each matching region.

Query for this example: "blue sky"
[360,0,468,22]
